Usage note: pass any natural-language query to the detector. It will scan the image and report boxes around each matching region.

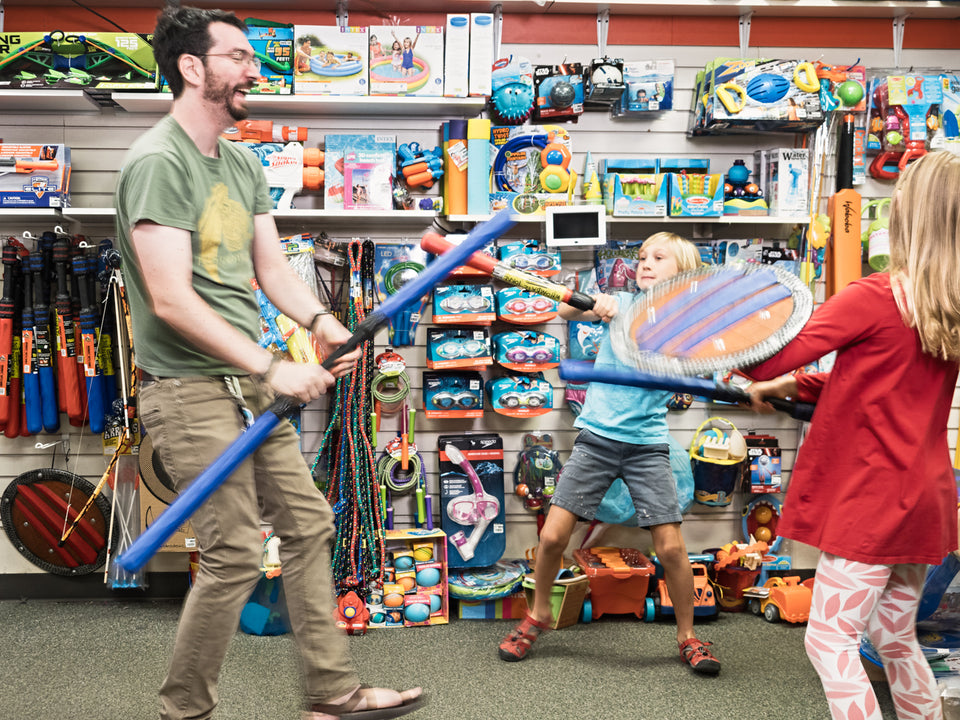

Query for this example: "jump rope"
[311,239,386,595]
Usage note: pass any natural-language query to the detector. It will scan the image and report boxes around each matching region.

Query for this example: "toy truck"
[743,575,815,623]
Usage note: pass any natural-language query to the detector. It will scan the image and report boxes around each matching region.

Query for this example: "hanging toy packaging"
[513,432,561,513]
[374,243,429,346]
[439,434,506,568]
[489,55,535,125]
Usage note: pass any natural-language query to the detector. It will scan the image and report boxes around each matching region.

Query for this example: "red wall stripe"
[2,7,958,49]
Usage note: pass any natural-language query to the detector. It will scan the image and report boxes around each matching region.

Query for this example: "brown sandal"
[498,613,552,662]
[304,685,425,720]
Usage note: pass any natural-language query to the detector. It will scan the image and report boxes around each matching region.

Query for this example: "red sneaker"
[498,614,551,662]
[679,638,721,675]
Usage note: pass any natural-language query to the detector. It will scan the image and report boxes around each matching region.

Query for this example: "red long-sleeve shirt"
[749,273,958,565]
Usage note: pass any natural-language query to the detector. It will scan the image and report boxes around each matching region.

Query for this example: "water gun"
[222,120,307,143]
[397,142,444,188]
[240,142,324,210]
[251,279,318,364]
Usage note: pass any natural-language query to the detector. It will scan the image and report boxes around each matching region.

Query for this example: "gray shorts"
[550,428,682,527]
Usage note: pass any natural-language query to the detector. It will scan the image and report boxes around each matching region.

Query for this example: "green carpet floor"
[0,599,900,719]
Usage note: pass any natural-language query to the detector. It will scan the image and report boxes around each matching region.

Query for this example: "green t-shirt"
[114,115,273,376]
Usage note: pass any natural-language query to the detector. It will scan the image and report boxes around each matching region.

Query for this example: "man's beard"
[203,78,249,122]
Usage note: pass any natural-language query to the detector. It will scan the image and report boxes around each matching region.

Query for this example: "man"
[114,6,423,720]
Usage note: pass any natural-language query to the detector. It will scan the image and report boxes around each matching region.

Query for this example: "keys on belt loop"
[224,376,254,429]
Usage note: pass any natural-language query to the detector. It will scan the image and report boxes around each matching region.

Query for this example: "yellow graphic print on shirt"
[197,183,251,282]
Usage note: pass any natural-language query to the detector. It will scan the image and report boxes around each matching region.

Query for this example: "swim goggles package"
[433,284,495,324]
[485,373,553,417]
[493,330,560,372]
[426,327,492,369]
[423,371,484,419]
[567,320,603,361]
[499,240,561,277]
[496,287,558,324]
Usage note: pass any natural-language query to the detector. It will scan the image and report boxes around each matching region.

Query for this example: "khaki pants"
[139,375,359,720]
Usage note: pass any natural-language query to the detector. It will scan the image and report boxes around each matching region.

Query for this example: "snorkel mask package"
[439,434,505,568]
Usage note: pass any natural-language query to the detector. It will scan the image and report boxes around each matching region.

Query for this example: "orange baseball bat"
[826,113,862,298]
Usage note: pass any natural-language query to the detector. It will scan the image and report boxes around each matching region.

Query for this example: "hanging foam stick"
[21,252,42,435]
[559,360,814,421]
[117,209,516,572]
[28,249,59,432]
[72,251,105,433]
[51,234,83,423]
[0,241,19,427]
[3,243,26,439]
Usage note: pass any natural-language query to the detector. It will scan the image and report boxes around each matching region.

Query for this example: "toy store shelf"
[0,90,101,113]
[447,214,807,225]
[0,208,63,225]
[60,208,116,224]
[271,209,439,224]
[612,215,809,225]
[111,93,487,118]
[57,207,440,226]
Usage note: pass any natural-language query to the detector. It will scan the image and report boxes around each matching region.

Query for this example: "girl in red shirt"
[746,151,960,720]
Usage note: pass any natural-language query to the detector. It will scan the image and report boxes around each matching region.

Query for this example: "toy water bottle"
[861,198,891,271]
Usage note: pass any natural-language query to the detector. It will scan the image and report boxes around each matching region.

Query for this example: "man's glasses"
[198,50,258,68]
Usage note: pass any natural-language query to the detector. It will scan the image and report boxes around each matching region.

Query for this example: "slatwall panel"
[1,40,957,575]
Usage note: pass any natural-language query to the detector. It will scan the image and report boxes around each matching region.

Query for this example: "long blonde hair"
[888,151,960,360]
[639,232,702,273]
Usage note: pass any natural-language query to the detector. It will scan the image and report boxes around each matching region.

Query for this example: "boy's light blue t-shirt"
[574,291,672,445]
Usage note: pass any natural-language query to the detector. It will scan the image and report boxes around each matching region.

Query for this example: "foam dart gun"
[222,120,308,143]
[826,113,862,299]
[27,250,60,432]
[72,251,105,433]
[116,208,517,572]
[51,234,83,424]
[0,241,21,428]
[421,232,594,312]
[559,360,815,422]
[0,157,59,176]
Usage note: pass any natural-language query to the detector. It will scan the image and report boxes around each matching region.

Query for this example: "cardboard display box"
[137,436,197,553]
[0,32,157,91]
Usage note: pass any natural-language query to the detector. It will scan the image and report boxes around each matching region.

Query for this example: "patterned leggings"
[805,552,941,720]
